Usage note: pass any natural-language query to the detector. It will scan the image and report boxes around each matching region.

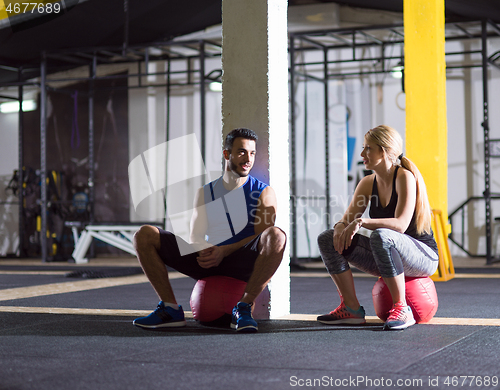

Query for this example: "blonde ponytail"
[400,156,432,235]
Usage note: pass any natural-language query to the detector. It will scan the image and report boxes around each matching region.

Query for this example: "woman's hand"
[334,219,363,254]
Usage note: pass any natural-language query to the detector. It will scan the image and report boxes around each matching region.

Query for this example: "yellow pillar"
[404,0,448,224]
[0,1,9,22]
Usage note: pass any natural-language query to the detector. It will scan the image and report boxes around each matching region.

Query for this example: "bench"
[66,222,155,263]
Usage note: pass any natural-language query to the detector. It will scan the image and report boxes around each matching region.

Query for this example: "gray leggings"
[317,228,439,278]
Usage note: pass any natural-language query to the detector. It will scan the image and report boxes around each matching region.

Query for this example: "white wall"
[0,113,19,175]
[128,61,168,222]
[128,57,224,232]
[0,112,19,255]
[445,38,500,256]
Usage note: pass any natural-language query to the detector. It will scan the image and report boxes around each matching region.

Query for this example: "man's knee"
[133,225,160,251]
[262,226,287,253]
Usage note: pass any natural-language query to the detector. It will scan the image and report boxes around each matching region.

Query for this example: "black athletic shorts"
[157,228,261,282]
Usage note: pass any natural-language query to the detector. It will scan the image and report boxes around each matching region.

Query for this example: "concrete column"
[404,0,448,223]
[222,0,290,318]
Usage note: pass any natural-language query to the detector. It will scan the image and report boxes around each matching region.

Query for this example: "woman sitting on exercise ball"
[317,125,439,330]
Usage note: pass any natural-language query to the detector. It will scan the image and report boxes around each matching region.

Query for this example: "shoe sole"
[317,318,366,325]
[230,323,258,333]
[133,320,187,329]
[383,319,416,330]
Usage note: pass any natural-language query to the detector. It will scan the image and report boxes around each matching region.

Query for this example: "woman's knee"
[317,229,333,247]
[370,229,403,277]
[370,228,398,249]
[370,228,385,242]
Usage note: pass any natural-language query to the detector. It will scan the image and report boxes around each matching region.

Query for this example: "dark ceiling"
[0,0,499,85]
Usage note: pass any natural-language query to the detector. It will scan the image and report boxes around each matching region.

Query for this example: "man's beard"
[228,160,249,177]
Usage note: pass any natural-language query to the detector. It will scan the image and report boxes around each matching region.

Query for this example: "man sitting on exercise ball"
[133,128,286,333]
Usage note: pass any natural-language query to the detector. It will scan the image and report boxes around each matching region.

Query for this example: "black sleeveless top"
[369,166,438,254]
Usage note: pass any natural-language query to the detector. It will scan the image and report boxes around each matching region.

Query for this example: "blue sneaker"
[133,301,186,329]
[231,302,258,333]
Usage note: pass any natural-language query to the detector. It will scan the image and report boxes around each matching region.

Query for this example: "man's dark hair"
[224,128,258,151]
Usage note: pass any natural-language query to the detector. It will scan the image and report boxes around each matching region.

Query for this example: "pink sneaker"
[384,301,416,330]
[317,301,366,325]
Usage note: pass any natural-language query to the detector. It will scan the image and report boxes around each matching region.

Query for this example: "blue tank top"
[369,166,438,254]
[203,175,268,246]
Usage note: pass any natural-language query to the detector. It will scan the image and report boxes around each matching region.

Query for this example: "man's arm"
[252,186,277,235]
[189,187,211,252]
[196,185,277,269]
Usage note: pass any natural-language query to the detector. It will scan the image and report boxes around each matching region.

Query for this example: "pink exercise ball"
[372,276,438,323]
[190,275,270,326]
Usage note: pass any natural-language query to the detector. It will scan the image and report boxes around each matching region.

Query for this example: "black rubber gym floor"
[1,258,499,390]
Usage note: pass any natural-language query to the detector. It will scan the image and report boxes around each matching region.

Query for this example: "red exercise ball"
[190,275,271,326]
[372,278,393,321]
[190,276,247,324]
[372,276,439,323]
